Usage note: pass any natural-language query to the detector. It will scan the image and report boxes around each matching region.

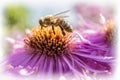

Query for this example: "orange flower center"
[24,26,72,57]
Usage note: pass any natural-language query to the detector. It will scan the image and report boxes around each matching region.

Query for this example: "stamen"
[103,20,115,44]
[24,25,72,57]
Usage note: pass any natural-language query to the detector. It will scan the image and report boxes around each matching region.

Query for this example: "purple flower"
[75,3,114,34]
[5,4,115,77]
[5,20,114,77]
[75,3,113,23]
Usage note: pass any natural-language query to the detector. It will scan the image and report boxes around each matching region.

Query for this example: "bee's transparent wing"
[54,10,70,16]
[54,10,70,18]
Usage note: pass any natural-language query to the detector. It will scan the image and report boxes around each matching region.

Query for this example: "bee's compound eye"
[39,18,44,24]
[39,19,42,23]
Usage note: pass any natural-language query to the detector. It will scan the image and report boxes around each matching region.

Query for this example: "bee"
[39,10,73,35]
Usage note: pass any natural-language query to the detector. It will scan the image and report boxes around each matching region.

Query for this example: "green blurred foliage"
[4,5,32,31]
[3,5,32,55]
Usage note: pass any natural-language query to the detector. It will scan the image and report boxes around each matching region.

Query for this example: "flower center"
[103,20,114,44]
[24,26,72,57]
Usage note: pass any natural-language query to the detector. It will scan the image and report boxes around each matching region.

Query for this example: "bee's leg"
[59,26,65,36]
[52,25,55,34]
[41,25,46,29]
[41,26,43,29]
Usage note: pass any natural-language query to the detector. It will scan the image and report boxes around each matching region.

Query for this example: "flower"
[6,26,81,76]
[73,20,115,74]
[74,3,114,34]
[75,3,113,24]
[5,4,115,77]
[5,20,114,77]
[74,4,115,64]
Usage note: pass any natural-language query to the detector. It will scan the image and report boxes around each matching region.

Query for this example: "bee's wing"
[54,10,70,16]
[54,10,70,18]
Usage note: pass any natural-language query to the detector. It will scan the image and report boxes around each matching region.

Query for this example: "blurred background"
[0,0,118,80]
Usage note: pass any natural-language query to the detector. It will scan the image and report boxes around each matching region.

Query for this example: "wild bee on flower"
[39,10,73,35]
[4,8,115,79]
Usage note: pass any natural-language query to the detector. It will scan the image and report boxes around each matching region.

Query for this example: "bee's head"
[39,15,54,26]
